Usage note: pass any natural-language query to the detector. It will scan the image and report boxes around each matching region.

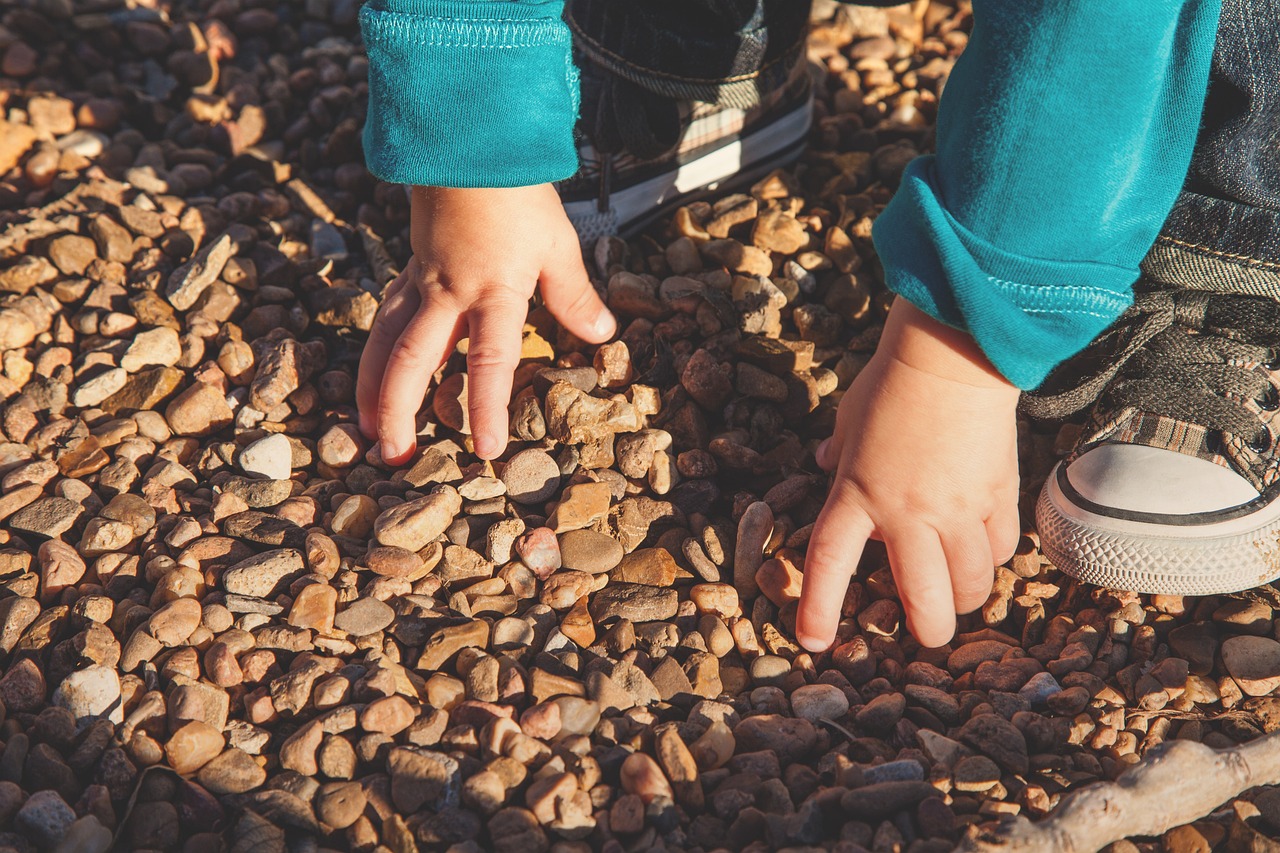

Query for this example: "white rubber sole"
[1036,462,1280,595]
[563,97,814,240]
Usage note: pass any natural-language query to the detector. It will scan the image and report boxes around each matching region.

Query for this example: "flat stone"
[589,583,679,624]
[334,597,395,636]
[221,549,306,598]
[500,449,561,505]
[1222,635,1280,696]
[239,434,293,480]
[559,529,624,574]
[374,490,462,551]
[610,548,677,586]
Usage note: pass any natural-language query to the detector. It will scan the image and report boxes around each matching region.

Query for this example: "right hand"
[357,184,616,464]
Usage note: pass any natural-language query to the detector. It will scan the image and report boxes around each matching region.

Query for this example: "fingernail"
[474,435,496,459]
[380,440,402,462]
[594,311,617,340]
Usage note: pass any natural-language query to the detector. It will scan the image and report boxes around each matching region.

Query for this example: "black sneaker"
[557,55,814,241]
[1027,283,1280,595]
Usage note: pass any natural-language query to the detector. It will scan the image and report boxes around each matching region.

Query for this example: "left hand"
[796,300,1023,650]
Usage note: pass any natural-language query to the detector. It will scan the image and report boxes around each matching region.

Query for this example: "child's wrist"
[877,299,1020,394]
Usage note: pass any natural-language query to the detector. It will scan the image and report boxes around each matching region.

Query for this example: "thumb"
[540,251,616,344]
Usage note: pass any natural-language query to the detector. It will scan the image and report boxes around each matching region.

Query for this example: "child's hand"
[796,301,1022,650]
[358,185,616,463]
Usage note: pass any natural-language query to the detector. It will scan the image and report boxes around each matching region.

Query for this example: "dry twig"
[956,734,1280,852]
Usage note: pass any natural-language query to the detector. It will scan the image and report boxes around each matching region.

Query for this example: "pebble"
[500,449,562,504]
[1221,636,1280,696]
[238,433,293,480]
[52,665,121,724]
[15,791,75,848]
[334,596,395,636]
[790,683,851,722]
[558,529,624,573]
[374,489,462,551]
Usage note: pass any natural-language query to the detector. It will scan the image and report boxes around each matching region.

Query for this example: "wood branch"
[956,733,1280,853]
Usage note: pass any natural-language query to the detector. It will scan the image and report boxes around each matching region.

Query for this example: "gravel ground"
[1,1,1280,852]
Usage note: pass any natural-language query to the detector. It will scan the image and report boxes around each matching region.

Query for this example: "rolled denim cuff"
[361,0,580,188]
[874,157,1137,391]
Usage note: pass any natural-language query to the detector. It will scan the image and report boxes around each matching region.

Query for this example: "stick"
[956,734,1280,852]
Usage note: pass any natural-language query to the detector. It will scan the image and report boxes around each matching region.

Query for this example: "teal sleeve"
[872,0,1222,390]
[360,0,580,188]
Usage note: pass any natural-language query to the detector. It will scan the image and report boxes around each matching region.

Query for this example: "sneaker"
[557,53,814,242]
[1026,283,1280,596]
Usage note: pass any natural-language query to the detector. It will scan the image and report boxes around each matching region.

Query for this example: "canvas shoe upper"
[1027,284,1280,595]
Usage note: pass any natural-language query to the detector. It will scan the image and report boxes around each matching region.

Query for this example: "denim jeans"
[1142,0,1280,297]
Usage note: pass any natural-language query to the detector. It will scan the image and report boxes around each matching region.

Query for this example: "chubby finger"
[540,252,615,343]
[796,478,874,651]
[986,506,1021,566]
[884,525,955,648]
[941,527,996,615]
[357,276,420,440]
[464,294,528,459]
[377,298,464,464]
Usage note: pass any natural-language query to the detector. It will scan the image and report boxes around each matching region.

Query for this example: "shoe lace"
[1021,288,1280,452]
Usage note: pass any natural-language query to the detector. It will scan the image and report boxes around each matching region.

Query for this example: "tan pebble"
[560,596,596,648]
[525,772,578,825]
[689,583,740,618]
[164,721,225,775]
[148,597,202,646]
[619,753,673,803]
[361,695,416,735]
[548,482,612,533]
[690,719,735,770]
[288,584,337,633]
[755,553,803,607]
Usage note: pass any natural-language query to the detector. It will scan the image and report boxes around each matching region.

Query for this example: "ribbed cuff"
[873,157,1137,390]
[360,0,580,188]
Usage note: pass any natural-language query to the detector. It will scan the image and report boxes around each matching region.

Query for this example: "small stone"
[549,482,613,532]
[120,327,182,372]
[334,597,395,636]
[222,549,305,598]
[590,584,679,623]
[620,753,673,804]
[559,529,624,573]
[288,584,338,633]
[374,489,462,551]
[317,424,363,467]
[362,695,416,735]
[1221,636,1280,696]
[149,597,203,645]
[165,721,225,774]
[418,621,490,671]
[500,449,562,504]
[316,781,367,829]
[957,713,1029,775]
[52,665,121,724]
[239,434,293,480]
[611,548,677,586]
[165,383,233,437]
[166,231,235,310]
[514,527,561,579]
[197,748,266,795]
[15,791,75,848]
[72,369,127,408]
[790,684,850,723]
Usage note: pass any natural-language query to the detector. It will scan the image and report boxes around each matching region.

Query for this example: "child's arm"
[797,0,1222,650]
[358,1,614,462]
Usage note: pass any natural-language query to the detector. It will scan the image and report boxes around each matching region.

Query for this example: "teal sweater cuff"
[875,157,1136,391]
[360,0,580,188]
